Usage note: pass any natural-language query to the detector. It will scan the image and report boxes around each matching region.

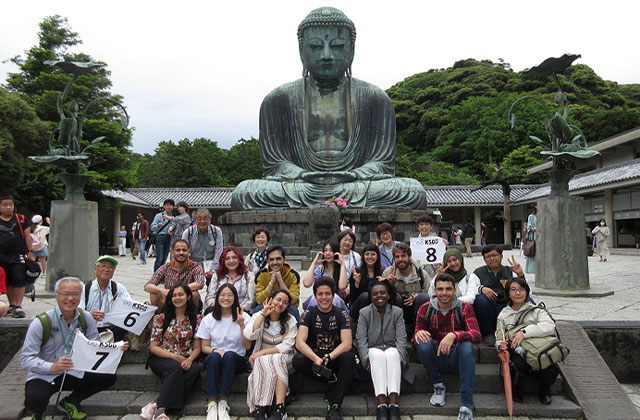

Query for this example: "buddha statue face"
[301,25,353,82]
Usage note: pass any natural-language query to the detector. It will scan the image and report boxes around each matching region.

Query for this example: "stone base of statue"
[534,194,613,297]
[45,200,99,291]
[219,208,432,254]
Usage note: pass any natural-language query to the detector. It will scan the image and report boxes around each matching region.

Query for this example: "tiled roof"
[101,190,149,206]
[102,188,234,208]
[424,185,538,206]
[514,158,640,203]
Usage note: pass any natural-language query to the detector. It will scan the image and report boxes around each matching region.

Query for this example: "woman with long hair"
[205,246,255,311]
[349,244,386,321]
[244,289,297,420]
[430,248,479,305]
[197,283,251,420]
[356,280,411,420]
[142,284,202,420]
[496,277,560,405]
[302,240,348,310]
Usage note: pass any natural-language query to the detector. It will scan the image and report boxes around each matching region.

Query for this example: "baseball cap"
[95,255,118,266]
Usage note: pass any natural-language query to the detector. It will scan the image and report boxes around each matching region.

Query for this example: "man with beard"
[382,243,429,333]
[254,245,300,320]
[144,240,205,308]
[413,274,481,420]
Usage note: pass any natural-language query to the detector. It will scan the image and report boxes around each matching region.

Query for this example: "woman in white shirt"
[197,283,251,420]
[429,249,479,304]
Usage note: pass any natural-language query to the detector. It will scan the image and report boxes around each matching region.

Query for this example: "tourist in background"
[245,226,270,274]
[117,225,127,256]
[99,225,109,255]
[244,289,297,420]
[525,206,537,274]
[356,280,412,420]
[254,246,300,321]
[461,218,476,258]
[130,220,138,259]
[205,246,255,312]
[376,222,401,269]
[151,199,176,272]
[480,222,487,246]
[168,201,192,249]
[496,277,560,405]
[302,240,348,311]
[31,215,50,277]
[430,249,479,305]
[592,218,610,262]
[143,284,202,420]
[197,283,251,420]
[134,211,150,265]
[0,194,31,318]
[340,217,355,233]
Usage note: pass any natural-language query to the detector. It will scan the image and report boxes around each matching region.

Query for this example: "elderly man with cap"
[79,255,131,342]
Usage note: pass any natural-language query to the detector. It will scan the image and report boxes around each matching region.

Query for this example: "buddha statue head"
[297,7,356,83]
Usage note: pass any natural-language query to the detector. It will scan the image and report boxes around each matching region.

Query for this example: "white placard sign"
[103,297,157,335]
[71,331,124,374]
[410,236,446,266]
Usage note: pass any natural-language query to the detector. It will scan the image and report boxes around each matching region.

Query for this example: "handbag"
[505,303,569,371]
[523,231,536,257]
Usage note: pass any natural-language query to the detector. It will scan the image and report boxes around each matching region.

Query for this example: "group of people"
[11,199,564,420]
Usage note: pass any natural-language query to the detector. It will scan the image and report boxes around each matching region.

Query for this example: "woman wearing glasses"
[495,277,559,405]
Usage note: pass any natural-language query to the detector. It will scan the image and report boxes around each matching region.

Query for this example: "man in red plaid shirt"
[413,273,481,420]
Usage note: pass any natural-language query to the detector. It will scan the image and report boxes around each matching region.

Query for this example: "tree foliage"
[388,59,640,185]
[3,15,133,210]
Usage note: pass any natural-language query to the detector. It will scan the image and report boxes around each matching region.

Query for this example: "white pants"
[118,238,127,255]
[368,347,402,396]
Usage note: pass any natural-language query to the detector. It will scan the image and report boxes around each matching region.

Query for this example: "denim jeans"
[417,340,475,408]
[137,239,147,262]
[154,234,171,272]
[205,351,246,399]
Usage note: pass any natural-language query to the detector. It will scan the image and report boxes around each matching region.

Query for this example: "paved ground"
[7,249,640,419]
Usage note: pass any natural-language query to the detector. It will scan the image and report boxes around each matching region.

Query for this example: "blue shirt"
[151,211,173,235]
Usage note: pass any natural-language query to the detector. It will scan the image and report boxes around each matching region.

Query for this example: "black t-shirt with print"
[300,305,351,355]
[0,214,27,256]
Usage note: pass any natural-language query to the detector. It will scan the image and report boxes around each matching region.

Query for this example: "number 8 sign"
[410,237,446,266]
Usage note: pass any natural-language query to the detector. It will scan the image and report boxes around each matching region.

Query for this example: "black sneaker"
[388,405,400,420]
[326,405,343,420]
[255,406,268,420]
[267,404,287,420]
[12,306,26,318]
[376,405,388,420]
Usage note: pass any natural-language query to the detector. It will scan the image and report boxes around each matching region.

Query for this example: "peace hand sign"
[262,297,276,317]
[235,307,245,328]
[507,255,524,277]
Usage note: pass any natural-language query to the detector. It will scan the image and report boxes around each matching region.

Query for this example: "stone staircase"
[41,344,582,418]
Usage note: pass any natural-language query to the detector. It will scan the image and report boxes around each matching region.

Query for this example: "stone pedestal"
[46,200,99,291]
[536,195,589,290]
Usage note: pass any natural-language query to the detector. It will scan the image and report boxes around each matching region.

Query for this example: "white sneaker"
[457,406,473,420]
[207,401,218,420]
[140,401,157,420]
[430,383,446,407]
[218,399,230,420]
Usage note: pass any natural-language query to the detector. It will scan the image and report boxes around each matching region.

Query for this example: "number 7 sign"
[71,331,124,374]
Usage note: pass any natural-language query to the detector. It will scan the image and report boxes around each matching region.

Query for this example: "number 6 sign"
[103,297,157,335]
[71,331,124,374]
[410,237,446,266]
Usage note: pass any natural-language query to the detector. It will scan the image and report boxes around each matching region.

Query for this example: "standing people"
[80,256,131,342]
[461,218,476,258]
[182,209,224,285]
[480,222,487,246]
[245,227,270,274]
[142,284,202,420]
[31,215,50,277]
[205,246,256,312]
[376,223,400,269]
[592,218,610,262]
[0,195,31,318]
[416,215,447,279]
[134,211,150,265]
[117,225,127,256]
[525,206,537,274]
[99,226,109,255]
[293,277,355,420]
[244,289,297,420]
[255,246,301,320]
[197,284,251,420]
[414,274,481,420]
[152,199,176,272]
[130,220,138,260]
[302,240,348,311]
[356,281,411,420]
[496,278,560,405]
[21,277,127,419]
[168,201,192,249]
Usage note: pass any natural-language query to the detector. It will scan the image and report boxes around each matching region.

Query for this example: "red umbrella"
[499,349,513,419]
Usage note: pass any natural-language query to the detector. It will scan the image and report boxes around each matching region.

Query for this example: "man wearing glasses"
[472,245,528,346]
[20,277,127,420]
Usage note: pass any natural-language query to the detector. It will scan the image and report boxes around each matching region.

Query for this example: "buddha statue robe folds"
[230,7,427,210]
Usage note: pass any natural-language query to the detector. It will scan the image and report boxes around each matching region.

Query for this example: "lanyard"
[54,307,78,351]
[97,286,110,311]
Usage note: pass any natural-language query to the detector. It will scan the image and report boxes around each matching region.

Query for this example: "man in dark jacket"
[133,212,150,265]
[461,218,476,258]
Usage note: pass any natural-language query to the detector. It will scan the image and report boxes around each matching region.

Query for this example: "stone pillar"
[474,206,481,246]
[604,188,614,247]
[536,195,589,290]
[46,200,99,291]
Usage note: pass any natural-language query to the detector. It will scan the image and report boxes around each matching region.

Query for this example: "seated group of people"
[19,216,561,420]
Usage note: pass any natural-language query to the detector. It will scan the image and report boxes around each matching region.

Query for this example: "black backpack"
[85,281,118,307]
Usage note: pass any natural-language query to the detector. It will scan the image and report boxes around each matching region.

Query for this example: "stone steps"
[43,391,582,418]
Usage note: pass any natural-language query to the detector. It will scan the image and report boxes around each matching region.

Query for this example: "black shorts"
[0,255,27,287]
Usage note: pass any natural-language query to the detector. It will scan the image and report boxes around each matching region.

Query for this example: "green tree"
[4,15,134,206]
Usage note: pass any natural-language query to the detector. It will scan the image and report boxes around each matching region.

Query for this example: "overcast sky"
[2,0,639,154]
